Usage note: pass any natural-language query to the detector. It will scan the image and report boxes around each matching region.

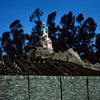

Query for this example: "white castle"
[40,21,53,50]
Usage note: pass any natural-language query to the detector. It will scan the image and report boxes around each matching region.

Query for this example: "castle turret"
[43,20,46,37]
[41,21,53,50]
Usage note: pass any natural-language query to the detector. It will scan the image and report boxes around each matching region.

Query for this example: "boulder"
[92,63,100,70]
[52,52,67,61]
[39,48,53,59]
[82,59,100,71]
[27,48,84,66]
[27,48,54,59]
[83,59,93,67]
[65,48,84,66]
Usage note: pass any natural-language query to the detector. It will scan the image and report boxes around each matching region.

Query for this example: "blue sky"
[0,0,100,36]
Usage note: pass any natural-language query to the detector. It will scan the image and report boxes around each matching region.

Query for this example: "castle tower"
[42,21,53,50]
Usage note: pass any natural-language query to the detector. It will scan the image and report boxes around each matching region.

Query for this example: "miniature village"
[0,21,100,76]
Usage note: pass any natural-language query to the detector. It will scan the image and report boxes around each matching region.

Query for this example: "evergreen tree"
[9,20,25,55]
[0,47,3,60]
[75,13,84,52]
[1,20,25,57]
[59,11,75,51]
[1,31,15,57]
[47,12,60,52]
[96,33,100,62]
[25,8,43,51]
[77,17,97,62]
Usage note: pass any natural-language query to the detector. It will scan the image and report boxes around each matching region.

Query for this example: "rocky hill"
[0,48,100,76]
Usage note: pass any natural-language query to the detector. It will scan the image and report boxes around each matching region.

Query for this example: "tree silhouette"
[77,17,97,62]
[9,20,25,55]
[76,13,84,24]
[0,47,3,60]
[24,8,43,51]
[59,11,76,51]
[47,11,60,52]
[75,13,84,52]
[96,33,100,62]
[1,31,15,57]
[1,20,25,58]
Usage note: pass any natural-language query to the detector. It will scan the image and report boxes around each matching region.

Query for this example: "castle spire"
[42,16,45,28]
[42,18,46,37]
[41,18,53,50]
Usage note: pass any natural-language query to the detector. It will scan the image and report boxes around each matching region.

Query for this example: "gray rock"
[83,59,93,68]
[27,48,84,66]
[27,48,54,59]
[65,48,84,66]
[92,63,100,70]
[52,53,67,61]
[83,59,100,71]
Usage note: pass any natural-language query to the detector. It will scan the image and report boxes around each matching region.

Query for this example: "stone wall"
[0,76,100,100]
[62,77,87,100]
